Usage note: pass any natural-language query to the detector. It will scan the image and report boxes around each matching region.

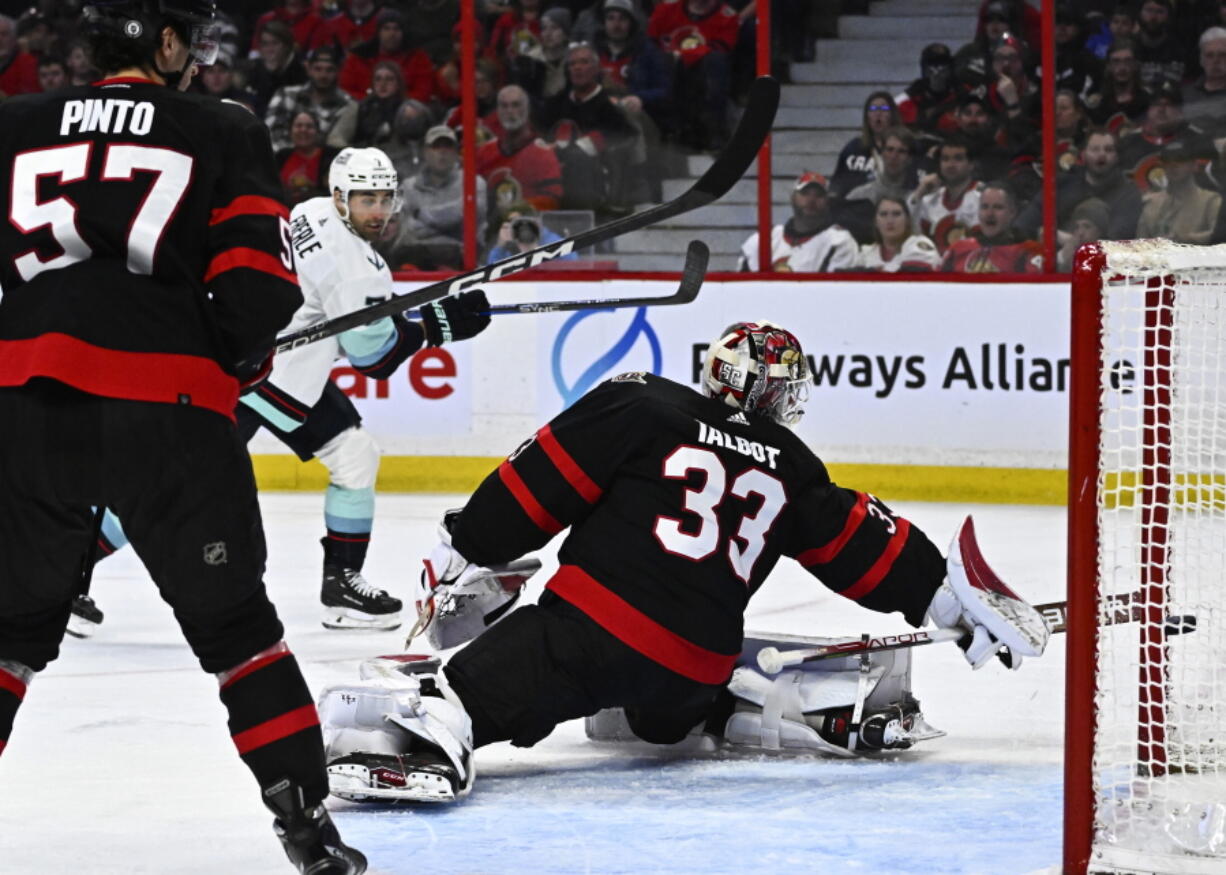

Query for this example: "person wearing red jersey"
[314,321,1047,801]
[316,0,380,53]
[338,8,434,103]
[250,0,327,54]
[0,2,364,871]
[0,13,41,97]
[477,83,564,220]
[895,43,960,135]
[648,0,738,149]
[490,0,544,63]
[941,181,1042,273]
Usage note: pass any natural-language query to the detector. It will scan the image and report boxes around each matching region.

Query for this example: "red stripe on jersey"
[537,425,602,503]
[209,195,289,226]
[205,247,297,285]
[0,667,27,700]
[0,333,238,420]
[547,565,738,685]
[218,642,292,690]
[498,461,563,534]
[838,518,911,602]
[796,492,869,567]
[0,740,6,755]
[232,704,320,755]
[255,383,309,419]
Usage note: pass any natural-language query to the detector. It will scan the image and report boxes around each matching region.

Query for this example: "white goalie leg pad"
[315,426,380,490]
[715,635,944,755]
[318,656,474,803]
[724,665,864,757]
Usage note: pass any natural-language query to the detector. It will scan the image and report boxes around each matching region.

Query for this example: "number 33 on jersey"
[445,371,947,686]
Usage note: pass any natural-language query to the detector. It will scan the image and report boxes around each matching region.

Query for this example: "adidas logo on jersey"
[726,412,750,425]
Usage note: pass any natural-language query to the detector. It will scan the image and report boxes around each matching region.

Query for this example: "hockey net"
[1066,241,1226,874]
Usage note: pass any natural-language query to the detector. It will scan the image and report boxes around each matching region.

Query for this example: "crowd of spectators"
[745,0,1226,275]
[0,0,824,271]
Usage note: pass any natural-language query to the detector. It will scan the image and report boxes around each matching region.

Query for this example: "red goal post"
[1066,241,1226,874]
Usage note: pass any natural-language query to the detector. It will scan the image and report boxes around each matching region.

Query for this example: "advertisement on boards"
[539,280,1071,468]
[253,279,1072,469]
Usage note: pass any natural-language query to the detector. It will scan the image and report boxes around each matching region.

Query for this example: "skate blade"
[65,616,99,639]
[327,763,457,803]
[321,607,401,631]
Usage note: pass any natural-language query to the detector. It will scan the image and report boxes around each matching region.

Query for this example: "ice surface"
[0,495,1067,874]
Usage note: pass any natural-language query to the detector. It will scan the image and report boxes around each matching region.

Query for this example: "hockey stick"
[400,239,710,319]
[483,239,709,315]
[755,593,1199,674]
[274,76,780,355]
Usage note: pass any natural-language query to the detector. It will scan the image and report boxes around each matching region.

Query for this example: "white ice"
[0,494,1067,874]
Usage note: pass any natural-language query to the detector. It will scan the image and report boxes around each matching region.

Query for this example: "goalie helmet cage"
[1065,240,1226,874]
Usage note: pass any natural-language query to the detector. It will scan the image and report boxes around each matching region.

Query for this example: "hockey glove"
[407,509,539,649]
[235,348,275,394]
[927,516,1050,671]
[419,289,491,346]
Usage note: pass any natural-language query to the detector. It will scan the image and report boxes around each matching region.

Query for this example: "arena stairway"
[612,0,981,271]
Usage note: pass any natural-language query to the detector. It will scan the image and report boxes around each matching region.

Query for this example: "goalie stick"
[755,594,1199,674]
[274,76,780,355]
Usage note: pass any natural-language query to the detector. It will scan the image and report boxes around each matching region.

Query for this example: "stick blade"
[675,240,710,304]
[692,76,780,203]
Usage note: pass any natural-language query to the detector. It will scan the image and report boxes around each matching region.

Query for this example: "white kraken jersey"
[855,235,941,272]
[240,196,396,430]
[739,223,859,273]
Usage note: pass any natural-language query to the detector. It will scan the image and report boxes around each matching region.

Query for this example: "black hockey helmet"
[84,1,219,67]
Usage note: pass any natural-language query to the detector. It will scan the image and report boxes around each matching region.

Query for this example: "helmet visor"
[188,23,219,66]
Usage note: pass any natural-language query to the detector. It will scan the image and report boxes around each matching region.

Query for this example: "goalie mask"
[329,147,401,235]
[702,321,810,426]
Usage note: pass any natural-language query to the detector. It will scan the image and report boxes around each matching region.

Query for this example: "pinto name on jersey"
[696,419,782,469]
[60,99,155,136]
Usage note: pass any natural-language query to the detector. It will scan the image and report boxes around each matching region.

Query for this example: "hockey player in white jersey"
[69,148,490,636]
[240,146,492,630]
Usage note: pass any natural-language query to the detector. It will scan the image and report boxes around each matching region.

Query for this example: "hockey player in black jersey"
[0,2,363,871]
[315,321,1048,802]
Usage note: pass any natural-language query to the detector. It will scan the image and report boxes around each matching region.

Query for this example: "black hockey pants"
[445,592,728,748]
[0,381,282,673]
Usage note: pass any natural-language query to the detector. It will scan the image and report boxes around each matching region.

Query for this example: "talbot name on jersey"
[60,99,155,137]
[697,421,781,469]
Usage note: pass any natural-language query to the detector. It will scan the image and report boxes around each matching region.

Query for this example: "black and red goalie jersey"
[0,77,301,420]
[449,372,947,686]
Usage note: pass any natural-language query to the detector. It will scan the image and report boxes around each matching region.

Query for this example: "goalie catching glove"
[926,516,1050,670]
[418,288,491,346]
[407,509,541,650]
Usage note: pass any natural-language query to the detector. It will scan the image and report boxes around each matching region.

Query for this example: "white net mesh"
[1091,241,1226,874]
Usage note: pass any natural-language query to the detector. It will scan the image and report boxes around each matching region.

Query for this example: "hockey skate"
[327,748,464,803]
[263,779,367,874]
[815,696,945,752]
[65,595,104,639]
[320,566,401,631]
